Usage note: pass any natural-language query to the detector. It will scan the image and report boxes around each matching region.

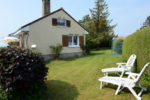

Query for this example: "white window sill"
[68,45,80,47]
[56,26,66,28]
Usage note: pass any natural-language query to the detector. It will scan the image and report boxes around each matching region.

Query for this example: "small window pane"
[69,36,73,45]
[74,36,78,45]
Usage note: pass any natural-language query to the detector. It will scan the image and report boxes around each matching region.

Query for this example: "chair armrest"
[116,63,126,68]
[122,65,132,69]
[126,72,139,76]
[126,72,139,80]
[116,62,126,65]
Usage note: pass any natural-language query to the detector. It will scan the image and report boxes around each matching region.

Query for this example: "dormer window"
[52,18,71,27]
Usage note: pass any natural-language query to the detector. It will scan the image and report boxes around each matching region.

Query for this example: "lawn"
[46,50,150,100]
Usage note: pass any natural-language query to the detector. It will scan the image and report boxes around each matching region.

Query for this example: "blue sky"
[0,0,150,46]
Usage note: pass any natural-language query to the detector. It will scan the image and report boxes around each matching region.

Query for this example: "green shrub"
[0,47,48,99]
[0,89,11,100]
[80,45,90,55]
[8,42,19,47]
[49,44,63,59]
[122,27,150,87]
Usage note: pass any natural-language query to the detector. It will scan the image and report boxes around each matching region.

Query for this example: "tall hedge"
[123,27,150,87]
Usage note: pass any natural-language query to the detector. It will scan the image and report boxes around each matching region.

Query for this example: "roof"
[21,8,87,32]
[113,36,127,40]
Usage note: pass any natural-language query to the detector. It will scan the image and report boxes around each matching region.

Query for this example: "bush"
[8,42,19,47]
[0,47,48,99]
[49,44,63,59]
[80,45,90,55]
[122,27,150,87]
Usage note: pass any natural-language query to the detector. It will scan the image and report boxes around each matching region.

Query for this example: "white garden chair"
[102,54,136,77]
[98,62,150,100]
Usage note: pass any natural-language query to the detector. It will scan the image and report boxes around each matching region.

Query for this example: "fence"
[111,40,123,55]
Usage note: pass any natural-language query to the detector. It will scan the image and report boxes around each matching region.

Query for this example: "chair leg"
[100,81,103,90]
[105,72,108,77]
[104,72,108,85]
[118,86,125,94]
[115,72,120,76]
[128,87,141,100]
[115,85,121,95]
[138,83,147,97]
[120,71,125,78]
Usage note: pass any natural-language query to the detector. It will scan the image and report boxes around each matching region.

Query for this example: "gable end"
[21,8,87,32]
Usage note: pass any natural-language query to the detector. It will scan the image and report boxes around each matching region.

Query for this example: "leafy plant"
[0,89,11,100]
[0,47,48,99]
[8,42,19,47]
[49,44,63,59]
[80,45,90,55]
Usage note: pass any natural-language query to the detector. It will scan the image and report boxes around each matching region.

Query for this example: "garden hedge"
[123,27,150,87]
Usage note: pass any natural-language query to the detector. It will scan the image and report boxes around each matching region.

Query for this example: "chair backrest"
[135,62,150,83]
[126,54,136,67]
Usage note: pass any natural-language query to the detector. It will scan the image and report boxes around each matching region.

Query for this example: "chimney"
[42,0,50,16]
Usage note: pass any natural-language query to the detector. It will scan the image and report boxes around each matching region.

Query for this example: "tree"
[79,0,116,49]
[141,16,150,29]
[79,14,91,30]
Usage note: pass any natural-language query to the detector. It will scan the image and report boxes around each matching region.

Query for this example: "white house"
[10,0,88,60]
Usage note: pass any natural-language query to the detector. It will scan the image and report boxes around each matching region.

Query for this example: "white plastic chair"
[98,62,150,100]
[102,54,136,77]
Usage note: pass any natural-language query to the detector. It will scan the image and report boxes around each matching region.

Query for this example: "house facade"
[13,8,88,60]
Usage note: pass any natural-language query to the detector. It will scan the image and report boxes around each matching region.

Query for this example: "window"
[57,19,66,26]
[62,35,84,47]
[74,36,78,45]
[68,35,79,47]
[52,18,71,27]
[69,36,73,46]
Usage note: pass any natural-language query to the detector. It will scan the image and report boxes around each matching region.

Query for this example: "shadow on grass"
[102,84,150,95]
[46,80,79,100]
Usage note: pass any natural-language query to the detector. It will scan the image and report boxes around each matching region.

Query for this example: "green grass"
[46,50,150,100]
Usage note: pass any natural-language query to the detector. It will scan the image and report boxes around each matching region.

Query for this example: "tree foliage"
[79,0,116,49]
[141,16,150,29]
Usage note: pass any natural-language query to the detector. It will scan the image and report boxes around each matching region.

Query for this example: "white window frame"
[68,35,79,47]
[57,18,66,27]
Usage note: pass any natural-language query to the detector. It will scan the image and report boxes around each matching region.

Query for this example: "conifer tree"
[79,0,116,48]
[141,16,150,29]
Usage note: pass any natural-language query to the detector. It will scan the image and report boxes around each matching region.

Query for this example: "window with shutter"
[52,18,71,27]
[68,35,79,47]
[52,18,57,26]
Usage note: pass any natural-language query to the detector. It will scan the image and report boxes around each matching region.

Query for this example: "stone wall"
[43,52,83,61]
